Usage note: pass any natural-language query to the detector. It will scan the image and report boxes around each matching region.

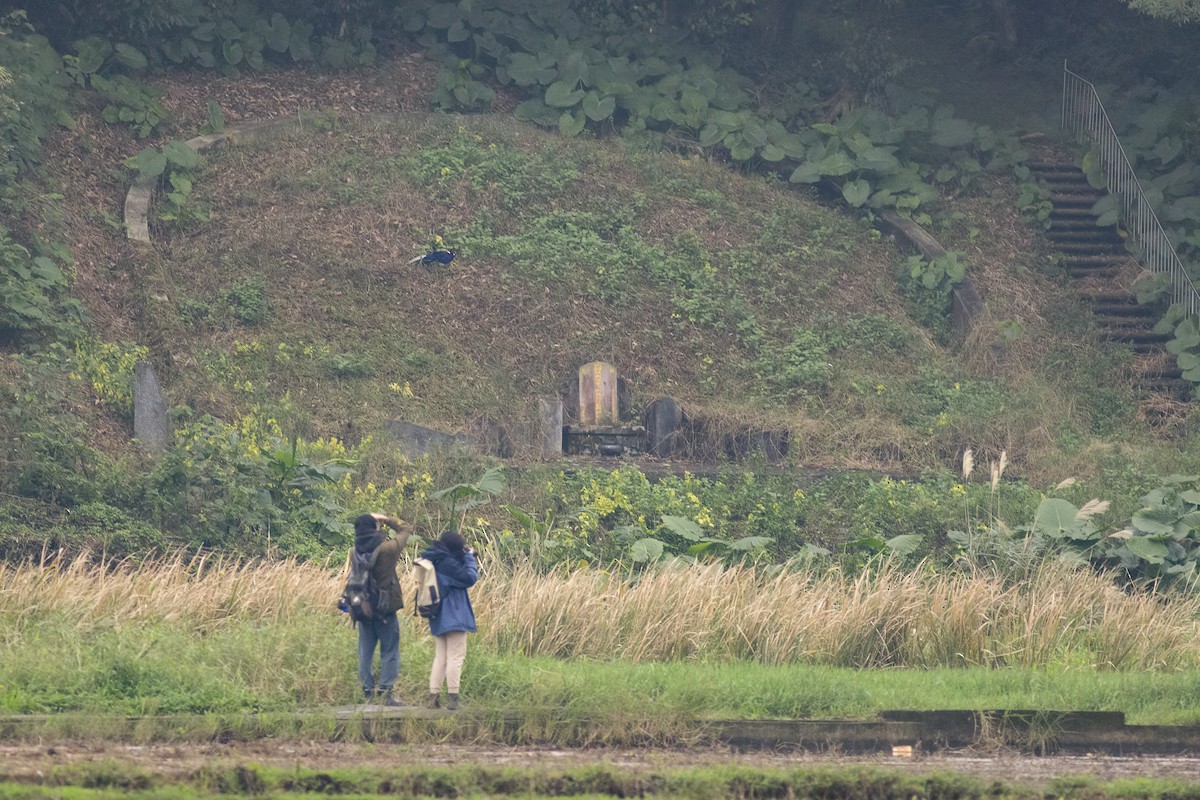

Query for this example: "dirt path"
[4,742,1200,787]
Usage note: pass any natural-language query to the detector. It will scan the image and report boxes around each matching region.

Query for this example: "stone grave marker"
[578,361,619,425]
[133,361,169,451]
[537,396,563,458]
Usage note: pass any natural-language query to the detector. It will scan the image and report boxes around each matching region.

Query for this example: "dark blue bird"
[408,248,456,267]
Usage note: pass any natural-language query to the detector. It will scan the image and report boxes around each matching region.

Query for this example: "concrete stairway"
[1029,160,1189,399]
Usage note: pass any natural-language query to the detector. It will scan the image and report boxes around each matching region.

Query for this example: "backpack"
[343,544,382,622]
[411,557,441,619]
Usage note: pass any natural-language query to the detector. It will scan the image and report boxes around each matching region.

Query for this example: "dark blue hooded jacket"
[420,541,478,636]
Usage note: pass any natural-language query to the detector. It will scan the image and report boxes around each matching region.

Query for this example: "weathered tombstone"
[644,396,684,458]
[760,429,790,464]
[381,420,468,459]
[133,361,169,451]
[468,414,513,458]
[578,361,619,425]
[537,396,563,458]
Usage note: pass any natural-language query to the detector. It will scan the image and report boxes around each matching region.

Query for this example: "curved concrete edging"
[124,118,328,244]
[123,115,983,338]
[877,209,984,335]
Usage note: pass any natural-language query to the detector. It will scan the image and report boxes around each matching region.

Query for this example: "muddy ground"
[3,742,1200,787]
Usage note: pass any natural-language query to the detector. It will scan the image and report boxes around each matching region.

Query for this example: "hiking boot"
[447,693,460,711]
[381,688,403,707]
[363,688,375,704]
[428,693,442,709]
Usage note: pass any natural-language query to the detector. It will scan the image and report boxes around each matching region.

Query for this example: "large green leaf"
[514,98,557,126]
[545,80,585,108]
[1081,150,1107,189]
[582,91,615,121]
[31,257,65,284]
[930,117,976,148]
[163,140,198,169]
[789,161,822,184]
[661,515,703,542]
[114,43,148,70]
[262,13,290,51]
[1132,506,1178,536]
[1123,536,1170,564]
[558,109,585,137]
[1152,136,1183,164]
[124,147,167,177]
[856,147,901,174]
[475,466,505,496]
[760,144,786,162]
[680,88,708,117]
[1161,196,1200,223]
[1178,353,1200,371]
[817,150,856,177]
[426,3,463,28]
[555,49,592,86]
[699,124,726,147]
[884,534,923,556]
[725,133,757,161]
[1033,498,1081,539]
[842,179,872,207]
[630,538,665,563]
[504,53,556,86]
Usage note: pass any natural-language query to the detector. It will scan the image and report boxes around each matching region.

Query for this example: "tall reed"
[478,560,1200,669]
[4,553,1198,670]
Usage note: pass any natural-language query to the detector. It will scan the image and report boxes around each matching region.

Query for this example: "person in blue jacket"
[421,529,479,710]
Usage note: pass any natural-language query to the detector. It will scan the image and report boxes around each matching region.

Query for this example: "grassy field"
[5,761,1200,800]
[4,759,1200,800]
[3,555,1200,737]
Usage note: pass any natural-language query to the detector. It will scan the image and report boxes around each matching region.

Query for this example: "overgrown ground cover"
[3,760,1200,800]
[3,555,1200,736]
[135,113,1141,479]
[6,15,1200,574]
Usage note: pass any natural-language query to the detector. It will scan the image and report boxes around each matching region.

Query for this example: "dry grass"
[6,554,1197,671]
[479,560,1200,670]
[0,551,335,639]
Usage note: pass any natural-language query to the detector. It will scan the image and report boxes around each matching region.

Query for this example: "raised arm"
[371,513,414,548]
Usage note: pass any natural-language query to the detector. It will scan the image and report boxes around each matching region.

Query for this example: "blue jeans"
[357,612,399,694]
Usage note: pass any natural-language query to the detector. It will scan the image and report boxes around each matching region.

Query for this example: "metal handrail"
[1061,63,1200,316]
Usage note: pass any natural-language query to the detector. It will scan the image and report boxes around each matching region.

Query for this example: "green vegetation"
[6,761,1200,800]
[3,555,1200,734]
[5,0,1200,772]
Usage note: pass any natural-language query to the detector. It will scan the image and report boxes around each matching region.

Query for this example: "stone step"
[1081,291,1138,304]
[1093,301,1159,318]
[1137,364,1184,379]
[1049,218,1107,231]
[1050,207,1101,220]
[1104,329,1171,344]
[1041,178,1094,192]
[1134,376,1192,397]
[1051,231,1123,247]
[1050,193,1104,208]
[1060,248,1123,261]
[1068,266,1121,279]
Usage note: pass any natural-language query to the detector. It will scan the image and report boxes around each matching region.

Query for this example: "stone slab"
[381,420,468,458]
[133,361,169,451]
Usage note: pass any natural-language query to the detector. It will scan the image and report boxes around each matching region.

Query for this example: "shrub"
[222,275,271,325]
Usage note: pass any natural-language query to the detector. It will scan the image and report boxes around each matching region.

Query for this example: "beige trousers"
[429,630,468,693]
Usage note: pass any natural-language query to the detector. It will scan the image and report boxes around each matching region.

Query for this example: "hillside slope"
[26,55,1172,484]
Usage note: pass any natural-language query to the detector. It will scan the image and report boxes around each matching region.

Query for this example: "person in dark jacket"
[421,529,478,710]
[349,512,413,706]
